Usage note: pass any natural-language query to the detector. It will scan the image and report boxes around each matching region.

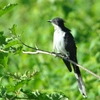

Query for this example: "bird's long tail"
[72,58,87,98]
[74,72,87,98]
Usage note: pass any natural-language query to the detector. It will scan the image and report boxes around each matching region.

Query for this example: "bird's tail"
[71,57,87,98]
[74,72,87,98]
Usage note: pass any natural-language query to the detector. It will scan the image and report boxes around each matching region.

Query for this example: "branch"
[17,37,100,80]
[23,50,100,80]
[1,37,100,80]
[0,49,9,53]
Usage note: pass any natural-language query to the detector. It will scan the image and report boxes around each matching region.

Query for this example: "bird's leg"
[51,52,63,58]
[55,53,69,60]
[64,55,69,60]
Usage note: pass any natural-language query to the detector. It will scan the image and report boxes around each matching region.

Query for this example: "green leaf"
[0,31,6,45]
[1,87,6,96]
[0,3,18,17]
[0,32,8,67]
[22,90,68,100]
[5,39,19,49]
[9,24,17,35]
[0,52,8,67]
[14,46,23,54]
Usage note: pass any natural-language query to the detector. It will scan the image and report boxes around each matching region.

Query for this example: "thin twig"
[1,36,100,80]
[23,50,100,80]
[17,36,100,80]
[67,59,100,80]
[0,49,9,53]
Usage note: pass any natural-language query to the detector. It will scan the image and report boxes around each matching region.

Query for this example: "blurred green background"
[0,0,100,100]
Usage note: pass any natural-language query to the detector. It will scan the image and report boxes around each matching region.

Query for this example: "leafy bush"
[0,1,100,100]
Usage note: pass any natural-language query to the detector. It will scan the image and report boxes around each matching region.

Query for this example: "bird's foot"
[51,52,62,57]
[64,55,69,60]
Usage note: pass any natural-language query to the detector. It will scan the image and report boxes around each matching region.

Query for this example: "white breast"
[53,25,67,56]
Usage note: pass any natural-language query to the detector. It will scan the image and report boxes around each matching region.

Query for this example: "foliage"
[0,0,100,100]
[0,4,17,17]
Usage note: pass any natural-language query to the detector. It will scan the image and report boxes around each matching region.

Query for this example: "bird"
[48,17,87,98]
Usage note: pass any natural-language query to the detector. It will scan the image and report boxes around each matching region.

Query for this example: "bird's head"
[48,17,65,28]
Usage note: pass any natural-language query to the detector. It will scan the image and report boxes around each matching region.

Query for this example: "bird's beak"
[47,20,52,23]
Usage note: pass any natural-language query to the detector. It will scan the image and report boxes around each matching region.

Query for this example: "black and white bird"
[48,17,87,98]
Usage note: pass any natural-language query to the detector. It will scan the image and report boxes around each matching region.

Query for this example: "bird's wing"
[63,59,72,72]
[64,30,87,97]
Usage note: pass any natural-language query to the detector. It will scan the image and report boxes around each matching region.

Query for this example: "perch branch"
[23,50,100,80]
[2,36,100,80]
[17,36,100,80]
